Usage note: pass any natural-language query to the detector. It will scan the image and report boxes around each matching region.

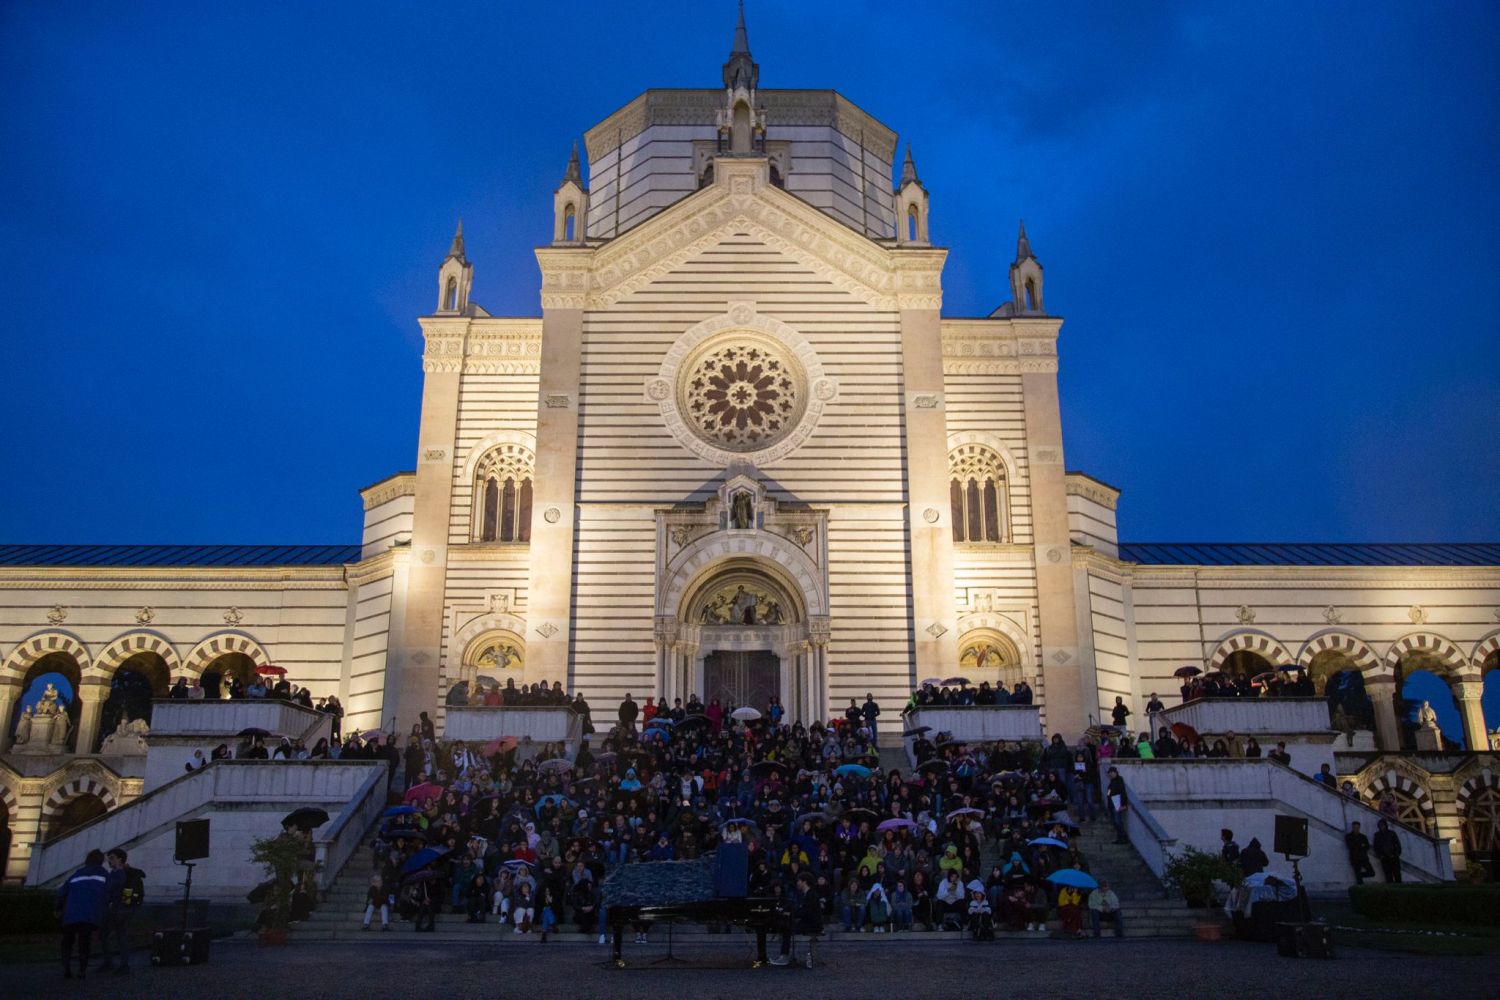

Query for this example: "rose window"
[680,339,804,451]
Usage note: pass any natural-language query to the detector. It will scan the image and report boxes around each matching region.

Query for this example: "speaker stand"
[176,860,197,933]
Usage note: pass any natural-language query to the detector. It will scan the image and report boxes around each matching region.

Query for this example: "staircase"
[1064,817,1200,937]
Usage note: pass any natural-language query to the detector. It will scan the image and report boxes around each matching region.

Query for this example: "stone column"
[1018,321,1084,737]
[77,680,107,754]
[525,250,590,691]
[1455,681,1489,751]
[0,681,18,753]
[385,316,467,732]
[894,258,961,702]
[1367,679,1401,751]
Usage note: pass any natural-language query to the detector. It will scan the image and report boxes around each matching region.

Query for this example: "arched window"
[473,444,536,543]
[949,445,1007,543]
[908,205,920,243]
[1025,278,1037,312]
[444,277,458,311]
[699,162,715,188]
[564,207,576,242]
[731,101,751,153]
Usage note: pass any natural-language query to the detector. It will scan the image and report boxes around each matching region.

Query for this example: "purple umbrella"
[877,818,919,832]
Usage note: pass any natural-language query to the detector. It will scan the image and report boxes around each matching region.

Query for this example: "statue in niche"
[701,593,732,625]
[758,599,783,626]
[730,491,754,530]
[37,682,63,716]
[1417,700,1440,731]
[13,705,33,746]
[48,711,71,749]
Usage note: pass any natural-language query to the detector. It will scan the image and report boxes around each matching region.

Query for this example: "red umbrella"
[255,664,288,676]
[1251,672,1278,687]
[403,781,444,804]
[484,735,518,756]
[1170,722,1199,743]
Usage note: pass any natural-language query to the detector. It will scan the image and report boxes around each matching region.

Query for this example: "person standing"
[861,693,881,739]
[1345,822,1375,885]
[618,693,639,735]
[1110,696,1130,728]
[1219,828,1240,866]
[55,849,108,979]
[98,848,143,973]
[1105,767,1129,844]
[1373,819,1403,883]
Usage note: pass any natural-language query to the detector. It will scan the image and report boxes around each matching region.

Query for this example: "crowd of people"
[360,692,1127,944]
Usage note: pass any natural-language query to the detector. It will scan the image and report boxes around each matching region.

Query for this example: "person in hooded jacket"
[1238,837,1269,876]
[56,849,108,979]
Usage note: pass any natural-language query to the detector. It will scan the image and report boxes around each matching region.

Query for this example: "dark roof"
[0,544,362,568]
[1119,542,1500,567]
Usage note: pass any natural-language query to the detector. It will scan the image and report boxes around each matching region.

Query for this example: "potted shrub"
[250,832,306,945]
[1163,846,1242,939]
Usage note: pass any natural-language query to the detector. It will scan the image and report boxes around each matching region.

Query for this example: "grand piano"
[601,846,778,967]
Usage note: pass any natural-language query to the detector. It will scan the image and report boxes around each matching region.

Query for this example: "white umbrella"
[731,707,762,721]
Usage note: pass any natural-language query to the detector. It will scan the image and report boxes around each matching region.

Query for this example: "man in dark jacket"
[99,847,143,973]
[56,849,108,979]
[1373,819,1402,883]
[861,694,881,738]
[771,871,823,968]
[618,694,639,735]
[1345,821,1375,884]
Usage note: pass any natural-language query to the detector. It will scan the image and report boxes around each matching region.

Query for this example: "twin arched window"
[474,444,535,543]
[949,445,1007,543]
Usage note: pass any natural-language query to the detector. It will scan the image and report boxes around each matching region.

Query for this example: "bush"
[1162,846,1243,907]
[1349,884,1500,927]
[0,889,61,935]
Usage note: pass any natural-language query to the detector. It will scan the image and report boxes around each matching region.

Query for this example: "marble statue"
[730,491,754,530]
[36,682,63,716]
[730,585,757,624]
[13,705,33,746]
[100,715,150,756]
[1417,700,1440,730]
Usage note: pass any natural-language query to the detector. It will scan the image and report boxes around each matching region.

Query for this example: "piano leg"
[753,926,768,967]
[612,924,625,967]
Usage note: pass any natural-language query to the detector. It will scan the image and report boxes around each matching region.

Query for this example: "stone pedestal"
[1413,727,1442,751]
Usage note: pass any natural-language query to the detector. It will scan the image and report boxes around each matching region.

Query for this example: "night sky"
[2,0,1496,547]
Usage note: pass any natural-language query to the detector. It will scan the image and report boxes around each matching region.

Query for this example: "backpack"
[122,867,146,908]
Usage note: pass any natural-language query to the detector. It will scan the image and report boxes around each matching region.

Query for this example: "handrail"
[313,763,388,890]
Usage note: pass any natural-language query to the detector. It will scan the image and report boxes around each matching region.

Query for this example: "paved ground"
[9,936,1499,999]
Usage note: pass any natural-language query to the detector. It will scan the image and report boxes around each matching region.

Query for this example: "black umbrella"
[237,727,271,738]
[841,807,879,825]
[749,760,790,778]
[676,714,712,731]
[246,879,275,904]
[917,758,949,774]
[903,726,932,737]
[282,806,330,831]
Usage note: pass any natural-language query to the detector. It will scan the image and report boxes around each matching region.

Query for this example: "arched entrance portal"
[9,652,83,752]
[98,651,171,749]
[46,793,108,841]
[201,653,257,699]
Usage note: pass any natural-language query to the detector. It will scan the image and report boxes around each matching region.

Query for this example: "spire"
[732,0,749,54]
[563,143,582,185]
[1015,219,1033,262]
[722,0,758,91]
[446,219,467,263]
[900,145,920,187]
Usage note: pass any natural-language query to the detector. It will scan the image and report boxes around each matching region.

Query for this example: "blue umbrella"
[1046,868,1098,890]
[401,846,450,875]
[502,859,533,872]
[535,794,571,815]
[641,727,670,744]
[645,717,675,728]
[382,805,419,818]
[834,764,872,778]
[1028,836,1069,849]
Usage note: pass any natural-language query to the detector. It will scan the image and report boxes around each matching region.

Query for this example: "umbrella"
[483,736,518,756]
[1028,836,1069,848]
[401,846,450,875]
[920,677,943,686]
[645,717,675,729]
[903,726,932,737]
[246,879,275,904]
[917,759,949,774]
[1244,872,1294,888]
[1251,671,1278,687]
[1203,670,1226,680]
[677,714,711,731]
[842,807,878,825]
[537,758,573,774]
[382,805,419,818]
[877,818,919,832]
[535,794,571,814]
[933,737,967,750]
[502,859,533,872]
[281,806,330,831]
[1173,665,1202,678]
[255,664,288,676]
[794,811,832,828]
[1046,868,1099,890]
[401,869,443,884]
[749,760,790,778]
[1046,813,1081,832]
[946,807,983,821]
[943,676,971,686]
[641,727,670,744]
[237,727,272,739]
[1169,722,1200,743]
[404,781,444,804]
[473,674,501,690]
[361,729,385,741]
[834,763,872,779]
[731,706,762,721]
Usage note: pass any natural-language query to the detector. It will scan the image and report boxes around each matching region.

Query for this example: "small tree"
[250,832,307,931]
[1162,845,1244,907]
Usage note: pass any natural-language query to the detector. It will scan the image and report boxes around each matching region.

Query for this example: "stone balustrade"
[1150,697,1334,737]
[1110,758,1454,891]
[443,706,583,754]
[903,705,1043,766]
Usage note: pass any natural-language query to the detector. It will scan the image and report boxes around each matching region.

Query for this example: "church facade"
[3,16,1500,875]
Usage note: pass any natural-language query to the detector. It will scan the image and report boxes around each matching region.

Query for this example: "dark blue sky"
[2,1,1496,545]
